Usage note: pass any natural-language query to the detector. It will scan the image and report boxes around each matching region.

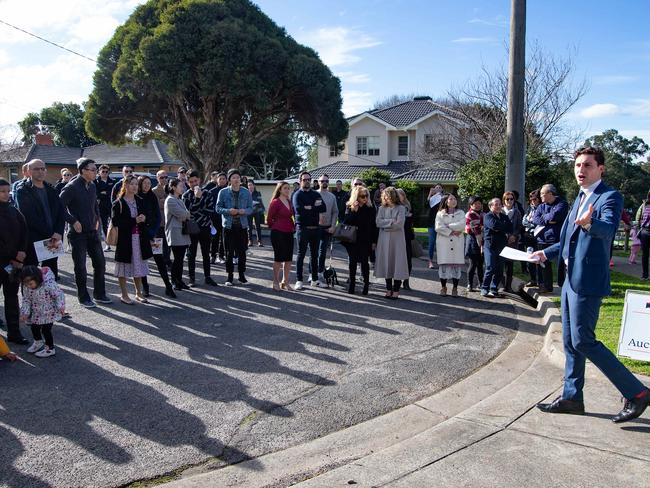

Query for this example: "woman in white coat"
[435,194,466,297]
[375,187,409,299]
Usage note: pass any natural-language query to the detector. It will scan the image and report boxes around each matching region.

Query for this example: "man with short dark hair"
[110,165,134,202]
[10,163,30,201]
[60,158,111,308]
[152,170,171,264]
[182,170,217,287]
[292,171,326,290]
[96,164,116,251]
[332,179,349,224]
[313,174,338,285]
[205,172,227,264]
[535,146,650,423]
[14,159,66,279]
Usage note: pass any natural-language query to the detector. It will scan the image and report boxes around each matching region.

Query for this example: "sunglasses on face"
[319,180,329,184]
[100,170,109,173]
[505,198,514,201]
[359,195,368,199]
[301,178,311,181]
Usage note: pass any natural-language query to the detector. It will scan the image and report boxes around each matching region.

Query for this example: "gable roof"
[348,99,468,129]
[29,145,83,165]
[82,140,180,166]
[0,144,33,164]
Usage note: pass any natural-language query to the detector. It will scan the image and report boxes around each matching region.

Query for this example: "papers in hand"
[500,246,541,263]
[152,238,164,255]
[34,239,64,262]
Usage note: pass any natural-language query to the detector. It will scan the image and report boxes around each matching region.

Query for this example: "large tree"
[240,131,302,180]
[85,0,348,176]
[584,129,650,209]
[19,102,98,147]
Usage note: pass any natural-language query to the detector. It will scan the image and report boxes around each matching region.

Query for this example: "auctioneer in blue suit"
[537,148,649,423]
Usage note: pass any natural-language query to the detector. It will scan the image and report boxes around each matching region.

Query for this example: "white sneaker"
[35,347,55,358]
[316,278,327,287]
[294,280,304,290]
[225,280,233,286]
[246,250,254,256]
[27,340,45,353]
[103,245,111,252]
[217,258,225,264]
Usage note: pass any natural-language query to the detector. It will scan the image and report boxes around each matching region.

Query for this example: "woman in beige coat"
[374,187,409,299]
[435,194,466,297]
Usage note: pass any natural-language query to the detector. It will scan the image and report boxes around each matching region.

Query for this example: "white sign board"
[618,290,650,362]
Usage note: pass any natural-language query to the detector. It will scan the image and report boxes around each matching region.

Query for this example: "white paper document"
[34,239,64,262]
[152,238,164,255]
[499,246,541,263]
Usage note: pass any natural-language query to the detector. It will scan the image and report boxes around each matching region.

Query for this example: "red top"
[267,198,295,233]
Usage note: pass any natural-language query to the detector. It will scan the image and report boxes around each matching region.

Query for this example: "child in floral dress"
[20,265,65,358]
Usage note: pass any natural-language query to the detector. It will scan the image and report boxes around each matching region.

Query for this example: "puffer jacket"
[20,267,65,325]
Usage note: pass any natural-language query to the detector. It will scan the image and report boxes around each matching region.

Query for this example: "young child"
[20,265,65,358]
[629,227,641,264]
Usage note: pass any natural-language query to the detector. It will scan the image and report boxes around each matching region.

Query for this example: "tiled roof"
[82,140,180,165]
[0,145,33,164]
[293,160,456,184]
[29,145,83,165]
[360,99,467,128]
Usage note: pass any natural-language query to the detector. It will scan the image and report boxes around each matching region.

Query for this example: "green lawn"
[550,271,650,376]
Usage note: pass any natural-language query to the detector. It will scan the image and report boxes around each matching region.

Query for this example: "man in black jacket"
[0,178,29,344]
[60,158,112,308]
[95,164,116,250]
[14,159,66,279]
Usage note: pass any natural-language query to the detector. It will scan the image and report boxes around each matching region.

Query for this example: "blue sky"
[1,0,649,145]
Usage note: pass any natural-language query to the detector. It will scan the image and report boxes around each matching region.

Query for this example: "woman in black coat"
[111,175,153,304]
[342,185,377,295]
[138,176,175,298]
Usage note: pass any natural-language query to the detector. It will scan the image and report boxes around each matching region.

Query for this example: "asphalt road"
[1,243,520,488]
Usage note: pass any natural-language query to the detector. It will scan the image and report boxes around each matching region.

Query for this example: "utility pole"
[505,0,526,202]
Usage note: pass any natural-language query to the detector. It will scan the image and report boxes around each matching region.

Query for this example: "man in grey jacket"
[312,174,339,286]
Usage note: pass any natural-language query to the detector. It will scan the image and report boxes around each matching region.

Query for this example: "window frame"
[397,135,409,157]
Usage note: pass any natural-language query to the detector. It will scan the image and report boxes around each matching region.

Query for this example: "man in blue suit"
[534,146,650,423]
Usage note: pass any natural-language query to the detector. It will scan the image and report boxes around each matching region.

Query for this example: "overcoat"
[374,205,409,280]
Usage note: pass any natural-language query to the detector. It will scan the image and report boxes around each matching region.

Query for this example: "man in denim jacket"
[216,169,253,286]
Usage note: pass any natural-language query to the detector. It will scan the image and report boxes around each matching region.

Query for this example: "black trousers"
[211,220,225,259]
[170,245,188,284]
[69,230,106,303]
[31,323,54,348]
[346,245,370,285]
[224,227,247,276]
[467,254,484,288]
[142,254,172,290]
[385,279,402,292]
[639,229,650,279]
[99,209,110,237]
[0,272,21,340]
[296,227,320,282]
[537,242,565,291]
[187,227,212,280]
[247,213,263,243]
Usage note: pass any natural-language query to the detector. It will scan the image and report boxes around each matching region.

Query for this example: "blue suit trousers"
[561,282,645,401]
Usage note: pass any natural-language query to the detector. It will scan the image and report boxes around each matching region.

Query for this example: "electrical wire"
[0,18,97,63]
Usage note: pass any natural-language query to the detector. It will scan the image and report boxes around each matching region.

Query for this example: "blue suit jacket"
[544,182,622,297]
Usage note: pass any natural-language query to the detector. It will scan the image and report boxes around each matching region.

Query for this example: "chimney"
[413,96,433,101]
[35,133,54,146]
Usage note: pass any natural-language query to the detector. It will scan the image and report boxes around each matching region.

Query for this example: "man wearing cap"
[59,158,112,308]
[216,169,253,286]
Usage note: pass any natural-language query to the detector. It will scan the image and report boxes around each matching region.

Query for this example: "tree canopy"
[19,102,98,147]
[85,0,348,176]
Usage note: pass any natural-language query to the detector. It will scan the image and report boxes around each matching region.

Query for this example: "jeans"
[561,282,645,401]
[467,254,484,288]
[314,228,332,275]
[639,228,650,279]
[170,245,188,284]
[296,227,320,282]
[427,227,437,260]
[0,272,21,340]
[481,246,503,293]
[188,227,212,280]
[224,227,248,277]
[69,230,106,303]
[247,213,263,243]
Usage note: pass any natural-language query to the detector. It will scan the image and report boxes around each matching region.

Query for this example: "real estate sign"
[618,290,650,362]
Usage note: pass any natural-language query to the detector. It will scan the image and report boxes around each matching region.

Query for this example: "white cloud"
[593,75,639,86]
[627,99,650,117]
[342,90,373,117]
[468,16,507,27]
[297,27,381,67]
[337,71,370,84]
[451,37,496,44]
[579,103,621,118]
[0,49,10,66]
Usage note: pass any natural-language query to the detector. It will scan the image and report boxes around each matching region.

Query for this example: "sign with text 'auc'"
[618,290,650,362]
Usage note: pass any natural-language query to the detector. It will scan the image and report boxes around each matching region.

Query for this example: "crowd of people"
[1,150,649,364]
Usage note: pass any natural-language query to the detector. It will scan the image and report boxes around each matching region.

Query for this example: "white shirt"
[429,193,442,208]
[577,179,601,217]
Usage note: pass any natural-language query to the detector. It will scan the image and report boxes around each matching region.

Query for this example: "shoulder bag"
[333,223,357,243]
[105,200,122,247]
[182,219,201,236]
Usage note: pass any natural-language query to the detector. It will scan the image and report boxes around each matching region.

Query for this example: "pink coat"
[20,267,65,325]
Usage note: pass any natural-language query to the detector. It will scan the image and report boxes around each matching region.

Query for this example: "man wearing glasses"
[96,164,116,251]
[292,171,326,290]
[60,158,112,308]
[110,165,135,202]
[54,168,73,194]
[177,166,188,194]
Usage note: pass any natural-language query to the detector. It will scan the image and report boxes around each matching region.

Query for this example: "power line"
[0,18,97,63]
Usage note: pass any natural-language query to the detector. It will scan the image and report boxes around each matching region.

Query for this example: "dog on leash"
[323,265,339,287]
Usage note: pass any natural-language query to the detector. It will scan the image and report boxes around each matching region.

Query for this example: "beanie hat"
[76,157,95,171]
[227,169,241,181]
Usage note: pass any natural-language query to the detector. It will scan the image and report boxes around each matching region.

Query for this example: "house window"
[357,136,380,156]
[424,134,433,151]
[329,145,339,157]
[398,136,408,156]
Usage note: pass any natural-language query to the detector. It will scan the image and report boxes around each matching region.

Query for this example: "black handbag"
[182,219,201,235]
[333,224,358,243]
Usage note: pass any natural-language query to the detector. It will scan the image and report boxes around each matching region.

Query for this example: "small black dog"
[323,266,339,287]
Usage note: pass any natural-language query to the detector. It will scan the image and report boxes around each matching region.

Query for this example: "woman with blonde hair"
[396,188,414,290]
[266,181,295,290]
[342,185,376,295]
[435,193,466,297]
[375,187,409,299]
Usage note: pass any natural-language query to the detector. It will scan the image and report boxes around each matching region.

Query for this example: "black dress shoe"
[7,336,29,345]
[612,389,650,423]
[537,396,585,415]
[205,277,218,287]
[165,285,177,298]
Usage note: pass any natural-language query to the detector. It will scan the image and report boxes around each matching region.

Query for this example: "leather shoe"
[537,396,585,415]
[612,388,650,423]
[7,336,29,345]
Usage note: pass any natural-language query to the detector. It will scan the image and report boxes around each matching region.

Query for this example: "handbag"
[333,223,357,243]
[105,200,122,246]
[182,219,201,235]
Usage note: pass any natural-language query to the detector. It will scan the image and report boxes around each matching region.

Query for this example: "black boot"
[402,279,411,290]
[348,280,356,294]
[141,277,150,297]
[362,281,369,295]
[165,284,177,298]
